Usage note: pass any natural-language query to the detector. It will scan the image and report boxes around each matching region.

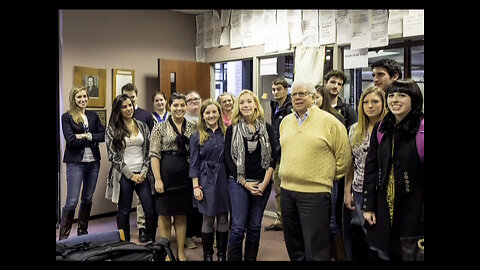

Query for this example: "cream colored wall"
[59,9,197,217]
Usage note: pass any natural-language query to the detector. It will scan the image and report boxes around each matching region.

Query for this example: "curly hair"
[371,59,403,80]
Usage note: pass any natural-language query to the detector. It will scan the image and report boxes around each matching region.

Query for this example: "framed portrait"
[74,66,106,108]
[87,109,107,127]
[112,69,135,102]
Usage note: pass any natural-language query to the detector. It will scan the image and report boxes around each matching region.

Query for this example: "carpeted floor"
[56,211,289,261]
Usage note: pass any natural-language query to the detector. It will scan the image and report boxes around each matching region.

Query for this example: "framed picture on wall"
[87,109,107,127]
[74,66,106,108]
[112,69,135,102]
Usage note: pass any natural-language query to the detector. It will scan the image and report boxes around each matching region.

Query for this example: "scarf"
[168,116,189,157]
[231,118,272,180]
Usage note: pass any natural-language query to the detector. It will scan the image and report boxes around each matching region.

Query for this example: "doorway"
[214,59,253,101]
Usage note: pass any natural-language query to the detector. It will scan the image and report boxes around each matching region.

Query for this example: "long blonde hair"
[351,86,387,147]
[197,99,227,146]
[232,90,264,124]
[67,86,89,124]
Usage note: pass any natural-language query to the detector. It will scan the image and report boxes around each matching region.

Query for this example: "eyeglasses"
[291,91,311,98]
[186,97,201,104]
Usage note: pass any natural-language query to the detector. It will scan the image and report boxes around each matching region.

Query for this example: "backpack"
[377,118,424,163]
[56,238,175,261]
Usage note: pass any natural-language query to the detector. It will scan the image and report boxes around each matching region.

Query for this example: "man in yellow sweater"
[279,81,352,261]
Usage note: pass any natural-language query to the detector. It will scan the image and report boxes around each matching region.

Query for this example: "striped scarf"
[231,118,272,180]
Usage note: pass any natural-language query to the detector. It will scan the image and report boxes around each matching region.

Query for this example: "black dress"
[149,116,196,216]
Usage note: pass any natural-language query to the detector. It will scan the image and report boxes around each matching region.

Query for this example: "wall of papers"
[195,9,424,62]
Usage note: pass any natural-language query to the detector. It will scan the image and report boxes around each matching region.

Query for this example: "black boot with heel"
[201,232,215,261]
[216,231,228,261]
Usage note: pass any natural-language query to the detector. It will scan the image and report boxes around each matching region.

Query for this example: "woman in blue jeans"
[225,90,276,261]
[59,86,105,240]
[105,94,156,242]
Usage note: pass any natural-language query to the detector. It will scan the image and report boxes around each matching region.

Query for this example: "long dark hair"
[108,94,135,151]
[380,79,424,140]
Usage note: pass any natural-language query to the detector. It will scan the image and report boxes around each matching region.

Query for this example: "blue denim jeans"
[353,190,366,233]
[117,174,155,219]
[63,161,100,211]
[228,176,272,249]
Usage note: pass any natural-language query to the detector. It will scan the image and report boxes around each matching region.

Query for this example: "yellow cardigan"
[278,106,352,193]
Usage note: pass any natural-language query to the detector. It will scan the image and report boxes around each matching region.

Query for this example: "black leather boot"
[77,202,92,236]
[145,216,157,243]
[58,208,75,240]
[216,231,228,261]
[244,240,259,261]
[201,232,215,261]
[116,215,131,241]
[227,245,242,261]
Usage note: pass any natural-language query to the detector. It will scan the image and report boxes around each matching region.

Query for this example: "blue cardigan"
[61,110,105,163]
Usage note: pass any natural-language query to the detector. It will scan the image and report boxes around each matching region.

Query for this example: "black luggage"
[56,237,175,261]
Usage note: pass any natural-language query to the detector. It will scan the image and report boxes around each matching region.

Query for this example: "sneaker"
[185,237,197,249]
[264,223,283,231]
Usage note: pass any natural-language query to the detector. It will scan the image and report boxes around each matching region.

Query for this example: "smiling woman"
[149,92,196,261]
[224,89,276,261]
[59,86,105,241]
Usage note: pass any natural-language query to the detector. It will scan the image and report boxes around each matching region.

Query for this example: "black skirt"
[155,151,193,216]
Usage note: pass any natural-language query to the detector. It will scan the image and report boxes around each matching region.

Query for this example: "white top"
[123,131,144,172]
[81,114,96,162]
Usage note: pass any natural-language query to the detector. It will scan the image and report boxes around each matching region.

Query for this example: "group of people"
[58,58,424,261]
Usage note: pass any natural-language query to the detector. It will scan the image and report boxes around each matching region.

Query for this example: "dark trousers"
[281,188,331,261]
[186,207,203,238]
[117,174,156,240]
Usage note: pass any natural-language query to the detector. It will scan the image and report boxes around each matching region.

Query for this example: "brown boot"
[331,233,346,261]
[77,202,92,236]
[58,208,75,240]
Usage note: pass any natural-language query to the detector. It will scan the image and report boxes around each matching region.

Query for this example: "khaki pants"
[136,194,145,229]
[273,162,283,226]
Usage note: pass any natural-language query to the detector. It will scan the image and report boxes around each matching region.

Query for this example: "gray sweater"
[105,119,153,203]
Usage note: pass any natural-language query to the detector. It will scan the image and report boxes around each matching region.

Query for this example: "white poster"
[370,10,388,48]
[343,48,368,70]
[302,10,319,46]
[351,10,370,50]
[403,10,424,37]
[336,10,351,45]
[319,10,336,45]
[230,10,242,49]
[260,58,278,75]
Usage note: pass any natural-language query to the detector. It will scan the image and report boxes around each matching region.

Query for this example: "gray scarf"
[231,118,272,180]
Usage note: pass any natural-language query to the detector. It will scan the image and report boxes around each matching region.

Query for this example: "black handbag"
[56,238,175,261]
[400,236,424,261]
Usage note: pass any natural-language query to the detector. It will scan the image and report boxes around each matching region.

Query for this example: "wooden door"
[158,59,210,102]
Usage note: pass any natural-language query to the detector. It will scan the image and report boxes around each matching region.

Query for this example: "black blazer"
[134,107,154,132]
[62,110,105,163]
[270,94,293,161]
